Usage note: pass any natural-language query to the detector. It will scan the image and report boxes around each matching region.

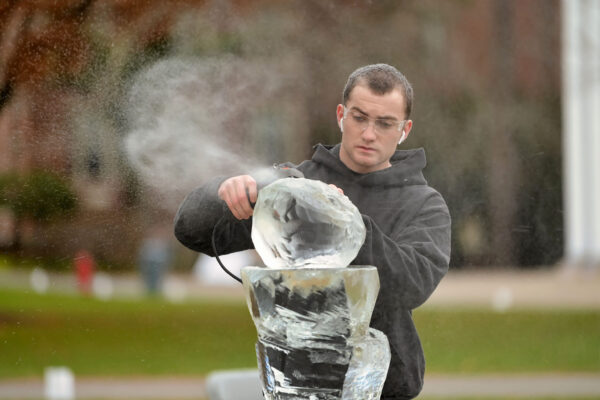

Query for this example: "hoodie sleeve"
[355,190,451,310]
[173,177,254,256]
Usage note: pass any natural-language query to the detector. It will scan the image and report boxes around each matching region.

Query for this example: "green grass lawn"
[1,288,599,378]
[416,307,600,373]
[0,288,257,377]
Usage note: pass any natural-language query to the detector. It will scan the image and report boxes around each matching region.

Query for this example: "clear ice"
[244,177,390,399]
[241,267,390,400]
[252,178,366,269]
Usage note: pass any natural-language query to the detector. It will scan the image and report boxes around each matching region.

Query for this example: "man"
[174,64,451,399]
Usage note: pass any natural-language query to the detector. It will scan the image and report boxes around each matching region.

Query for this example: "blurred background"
[0,0,599,399]
[0,0,568,270]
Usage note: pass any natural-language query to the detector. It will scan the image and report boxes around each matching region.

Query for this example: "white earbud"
[398,130,407,145]
[339,119,344,132]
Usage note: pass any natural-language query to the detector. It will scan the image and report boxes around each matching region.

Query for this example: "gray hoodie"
[174,144,451,399]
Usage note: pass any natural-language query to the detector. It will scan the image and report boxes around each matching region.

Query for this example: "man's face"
[336,84,412,174]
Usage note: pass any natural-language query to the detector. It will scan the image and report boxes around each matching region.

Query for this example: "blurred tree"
[0,171,77,250]
[13,171,77,222]
[487,0,520,266]
[0,173,19,208]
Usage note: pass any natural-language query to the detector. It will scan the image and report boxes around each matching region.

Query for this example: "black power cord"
[211,215,243,284]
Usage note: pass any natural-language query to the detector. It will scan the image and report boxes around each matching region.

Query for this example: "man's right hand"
[217,175,258,220]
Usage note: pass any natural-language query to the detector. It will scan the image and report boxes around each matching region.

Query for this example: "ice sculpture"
[251,178,366,269]
[242,177,390,399]
[241,266,390,400]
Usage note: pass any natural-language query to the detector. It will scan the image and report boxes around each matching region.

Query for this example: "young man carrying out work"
[174,63,451,400]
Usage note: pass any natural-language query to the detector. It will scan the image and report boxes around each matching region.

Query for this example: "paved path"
[2,265,599,309]
[0,377,206,399]
[2,373,600,399]
[426,267,600,310]
[422,373,600,397]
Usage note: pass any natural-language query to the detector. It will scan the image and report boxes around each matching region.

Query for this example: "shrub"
[0,171,77,223]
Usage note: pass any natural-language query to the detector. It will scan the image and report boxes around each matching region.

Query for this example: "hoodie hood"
[309,143,428,188]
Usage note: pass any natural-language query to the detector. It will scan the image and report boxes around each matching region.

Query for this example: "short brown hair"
[342,64,413,118]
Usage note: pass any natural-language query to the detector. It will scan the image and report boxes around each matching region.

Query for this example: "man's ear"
[403,120,413,138]
[336,104,345,132]
[398,120,413,145]
[398,131,407,144]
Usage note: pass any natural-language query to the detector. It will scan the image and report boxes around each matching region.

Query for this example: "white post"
[562,0,600,268]
[44,367,75,400]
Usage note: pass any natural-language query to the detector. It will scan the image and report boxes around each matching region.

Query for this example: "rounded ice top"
[251,178,366,269]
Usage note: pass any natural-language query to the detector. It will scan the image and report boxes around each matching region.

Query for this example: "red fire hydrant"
[74,250,95,295]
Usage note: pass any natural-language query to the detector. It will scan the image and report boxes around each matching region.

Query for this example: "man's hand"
[329,184,344,195]
[218,175,258,220]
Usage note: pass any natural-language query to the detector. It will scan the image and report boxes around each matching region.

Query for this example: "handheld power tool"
[212,164,304,283]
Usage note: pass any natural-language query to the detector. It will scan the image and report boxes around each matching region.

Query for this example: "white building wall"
[562,0,600,266]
